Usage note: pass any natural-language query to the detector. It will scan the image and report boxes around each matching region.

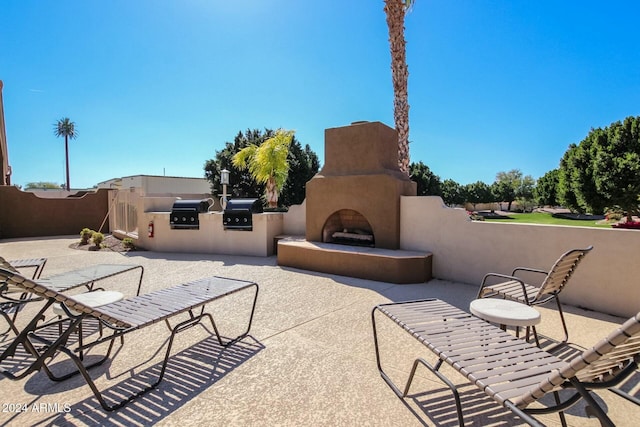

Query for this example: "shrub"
[468,211,485,221]
[605,208,624,222]
[80,228,94,245]
[122,237,135,250]
[92,232,105,248]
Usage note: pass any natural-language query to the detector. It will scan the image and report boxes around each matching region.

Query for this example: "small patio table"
[52,290,125,359]
[470,298,540,346]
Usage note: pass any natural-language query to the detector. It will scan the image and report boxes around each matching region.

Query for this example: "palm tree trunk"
[384,0,410,174]
[64,135,70,191]
[266,176,278,208]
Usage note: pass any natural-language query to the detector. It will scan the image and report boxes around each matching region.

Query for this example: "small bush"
[80,228,94,245]
[606,212,623,222]
[469,211,485,221]
[92,232,105,248]
[122,237,135,250]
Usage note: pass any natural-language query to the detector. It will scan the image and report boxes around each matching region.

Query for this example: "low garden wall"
[400,196,639,318]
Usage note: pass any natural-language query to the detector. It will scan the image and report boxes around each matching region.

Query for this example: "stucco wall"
[400,196,639,318]
[0,186,109,238]
[282,200,306,235]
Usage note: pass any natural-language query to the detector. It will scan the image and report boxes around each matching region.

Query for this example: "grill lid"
[224,198,263,213]
[171,199,211,213]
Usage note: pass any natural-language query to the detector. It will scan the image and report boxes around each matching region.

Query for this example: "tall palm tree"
[384,0,414,174]
[233,129,294,208]
[54,117,77,191]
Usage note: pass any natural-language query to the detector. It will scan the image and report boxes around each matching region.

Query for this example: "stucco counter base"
[277,239,432,284]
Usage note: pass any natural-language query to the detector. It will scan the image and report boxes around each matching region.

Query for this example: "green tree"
[384,0,415,174]
[463,181,492,210]
[534,169,559,206]
[493,169,522,211]
[409,161,442,196]
[557,144,582,212]
[25,181,63,189]
[204,129,266,199]
[233,129,295,208]
[441,179,464,206]
[558,130,611,215]
[54,117,77,191]
[516,174,536,212]
[279,142,320,206]
[204,129,319,207]
[591,116,640,221]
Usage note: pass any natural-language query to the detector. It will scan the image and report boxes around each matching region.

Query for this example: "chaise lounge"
[372,298,639,427]
[1,256,144,335]
[0,267,259,411]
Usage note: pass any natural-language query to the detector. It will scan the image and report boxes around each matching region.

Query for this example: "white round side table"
[52,290,124,359]
[53,290,124,317]
[470,298,541,346]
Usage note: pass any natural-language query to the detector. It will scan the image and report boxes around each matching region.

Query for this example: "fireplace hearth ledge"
[277,238,432,284]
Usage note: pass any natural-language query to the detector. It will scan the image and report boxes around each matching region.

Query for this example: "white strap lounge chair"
[477,246,593,346]
[0,267,258,411]
[372,298,639,427]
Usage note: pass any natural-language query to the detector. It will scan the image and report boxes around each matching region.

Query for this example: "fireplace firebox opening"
[322,209,375,247]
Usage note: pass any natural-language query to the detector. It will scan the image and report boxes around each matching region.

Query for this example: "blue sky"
[2,0,639,189]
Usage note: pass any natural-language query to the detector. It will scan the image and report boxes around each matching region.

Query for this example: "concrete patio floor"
[1,236,638,426]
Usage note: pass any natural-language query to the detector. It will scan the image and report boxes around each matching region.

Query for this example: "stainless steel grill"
[223,199,263,231]
[170,199,210,230]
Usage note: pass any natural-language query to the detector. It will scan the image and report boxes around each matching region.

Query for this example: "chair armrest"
[478,273,529,299]
[512,267,548,276]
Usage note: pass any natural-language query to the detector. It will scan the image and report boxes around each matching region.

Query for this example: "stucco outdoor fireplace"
[278,121,432,284]
[305,121,416,249]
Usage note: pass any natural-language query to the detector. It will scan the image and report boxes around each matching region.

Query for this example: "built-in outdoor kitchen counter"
[141,210,284,257]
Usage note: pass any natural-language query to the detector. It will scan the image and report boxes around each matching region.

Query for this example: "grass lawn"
[483,212,612,228]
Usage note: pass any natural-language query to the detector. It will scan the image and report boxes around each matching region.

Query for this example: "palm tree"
[233,129,294,208]
[384,0,414,174]
[54,117,77,191]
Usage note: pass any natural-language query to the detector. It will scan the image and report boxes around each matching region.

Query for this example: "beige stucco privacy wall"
[400,196,639,318]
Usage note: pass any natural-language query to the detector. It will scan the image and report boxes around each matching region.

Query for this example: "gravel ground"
[68,234,139,252]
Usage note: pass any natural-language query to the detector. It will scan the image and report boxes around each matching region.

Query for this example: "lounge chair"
[477,246,593,346]
[1,258,47,335]
[372,298,639,427]
[6,257,47,279]
[0,256,144,336]
[0,266,259,411]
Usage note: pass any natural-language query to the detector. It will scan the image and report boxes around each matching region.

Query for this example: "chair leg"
[1,310,20,336]
[570,378,616,427]
[555,298,569,345]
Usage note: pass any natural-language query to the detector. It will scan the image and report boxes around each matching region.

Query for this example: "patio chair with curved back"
[477,246,593,346]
